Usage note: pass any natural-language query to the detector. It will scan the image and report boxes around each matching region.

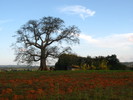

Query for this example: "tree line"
[55,54,127,70]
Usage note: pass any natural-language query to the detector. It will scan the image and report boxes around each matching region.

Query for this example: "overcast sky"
[0,0,133,65]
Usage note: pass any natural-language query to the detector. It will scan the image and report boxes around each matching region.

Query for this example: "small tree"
[55,53,79,70]
[13,16,80,70]
[99,60,108,70]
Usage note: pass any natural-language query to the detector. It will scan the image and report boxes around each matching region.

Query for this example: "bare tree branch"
[13,16,80,70]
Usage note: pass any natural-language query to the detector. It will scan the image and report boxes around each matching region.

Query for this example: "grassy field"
[0,70,133,100]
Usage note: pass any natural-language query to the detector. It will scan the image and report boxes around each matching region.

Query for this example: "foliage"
[99,59,108,70]
[55,54,127,70]
[106,55,127,70]
[55,53,79,70]
[81,64,89,70]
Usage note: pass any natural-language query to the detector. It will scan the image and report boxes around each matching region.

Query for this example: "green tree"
[92,56,105,70]
[55,53,78,70]
[13,16,80,70]
[106,54,126,70]
[99,60,108,70]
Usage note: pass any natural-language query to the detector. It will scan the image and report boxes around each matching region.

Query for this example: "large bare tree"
[13,16,80,70]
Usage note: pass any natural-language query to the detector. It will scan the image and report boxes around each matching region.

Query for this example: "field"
[0,70,133,100]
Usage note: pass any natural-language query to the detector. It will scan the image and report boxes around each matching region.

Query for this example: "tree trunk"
[39,58,48,70]
[38,49,48,71]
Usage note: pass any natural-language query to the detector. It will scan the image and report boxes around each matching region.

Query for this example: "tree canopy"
[13,16,80,70]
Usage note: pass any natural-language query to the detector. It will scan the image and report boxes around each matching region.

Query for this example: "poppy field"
[0,70,133,100]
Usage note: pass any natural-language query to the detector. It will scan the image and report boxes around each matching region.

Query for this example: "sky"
[0,0,133,65]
